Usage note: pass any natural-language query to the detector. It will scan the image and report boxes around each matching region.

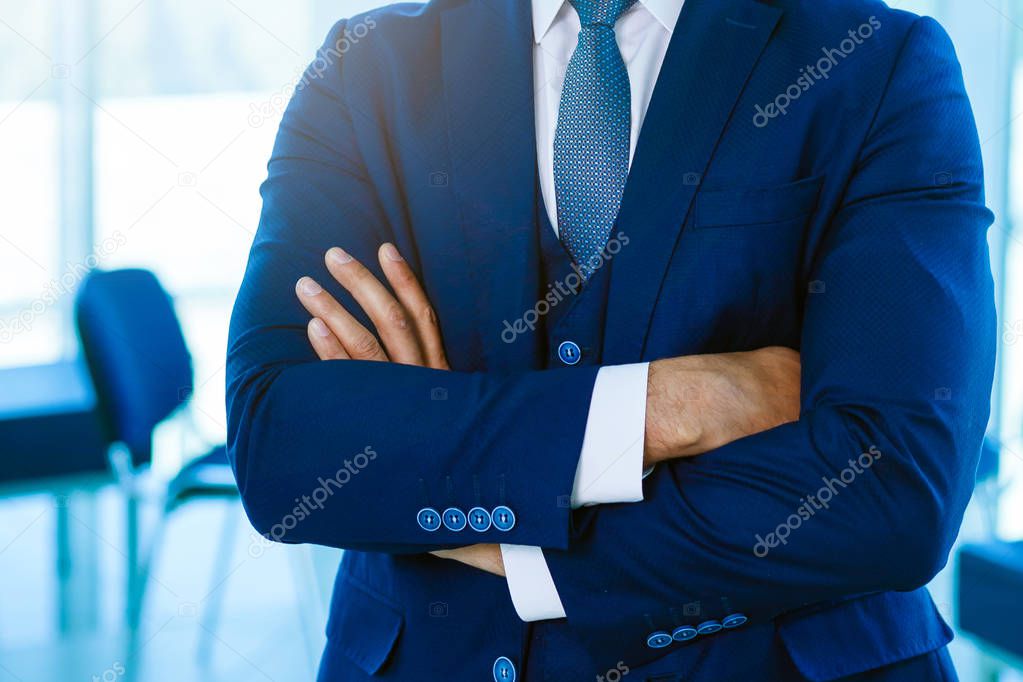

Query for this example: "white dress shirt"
[499,0,684,622]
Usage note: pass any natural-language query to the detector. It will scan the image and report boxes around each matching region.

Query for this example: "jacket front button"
[557,340,581,366]
[493,656,516,681]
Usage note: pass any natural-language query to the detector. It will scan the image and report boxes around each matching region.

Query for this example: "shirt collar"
[532,0,685,43]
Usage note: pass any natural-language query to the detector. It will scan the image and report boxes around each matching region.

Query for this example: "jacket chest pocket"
[692,175,823,229]
[651,176,824,355]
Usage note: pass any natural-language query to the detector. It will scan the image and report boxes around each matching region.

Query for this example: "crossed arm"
[291,242,802,576]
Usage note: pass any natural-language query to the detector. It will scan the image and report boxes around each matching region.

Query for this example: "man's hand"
[295,243,449,369]
[432,544,506,577]
[644,347,801,466]
[295,243,503,576]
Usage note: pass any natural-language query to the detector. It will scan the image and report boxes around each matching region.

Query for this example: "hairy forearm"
[644,347,801,467]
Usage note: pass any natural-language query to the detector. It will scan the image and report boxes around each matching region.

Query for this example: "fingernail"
[310,318,331,337]
[298,277,322,296]
[382,243,404,262]
[328,247,353,265]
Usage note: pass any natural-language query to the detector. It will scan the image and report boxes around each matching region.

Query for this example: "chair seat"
[0,362,108,483]
[166,445,238,508]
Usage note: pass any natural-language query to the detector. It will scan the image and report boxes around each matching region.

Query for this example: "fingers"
[324,247,426,366]
[295,277,389,362]
[378,243,450,370]
[306,318,350,360]
[296,245,450,369]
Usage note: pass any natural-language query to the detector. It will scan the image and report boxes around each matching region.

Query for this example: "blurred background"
[1,0,1022,680]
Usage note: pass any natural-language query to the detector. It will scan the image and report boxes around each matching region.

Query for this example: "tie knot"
[569,0,638,27]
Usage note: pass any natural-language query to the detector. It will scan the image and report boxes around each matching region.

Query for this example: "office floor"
[0,486,329,682]
[0,483,1020,682]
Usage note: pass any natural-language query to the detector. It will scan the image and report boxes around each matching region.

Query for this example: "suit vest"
[534,180,614,371]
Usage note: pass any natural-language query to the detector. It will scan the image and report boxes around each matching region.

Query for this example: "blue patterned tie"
[554,0,637,277]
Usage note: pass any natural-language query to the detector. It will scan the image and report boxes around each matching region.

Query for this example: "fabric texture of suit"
[225,0,996,679]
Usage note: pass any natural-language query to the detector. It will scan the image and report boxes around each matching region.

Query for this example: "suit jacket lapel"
[604,0,784,363]
[441,0,541,371]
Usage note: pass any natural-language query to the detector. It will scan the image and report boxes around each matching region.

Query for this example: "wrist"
[644,357,705,465]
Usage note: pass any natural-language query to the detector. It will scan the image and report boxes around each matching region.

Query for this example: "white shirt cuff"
[571,362,650,507]
[500,544,567,621]
[500,364,651,623]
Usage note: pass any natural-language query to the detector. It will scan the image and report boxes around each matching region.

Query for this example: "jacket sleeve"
[541,15,996,663]
[226,20,597,554]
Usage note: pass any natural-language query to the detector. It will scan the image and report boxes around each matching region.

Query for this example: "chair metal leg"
[56,490,99,634]
[125,490,141,629]
[196,502,240,666]
[126,490,168,633]
[108,443,156,632]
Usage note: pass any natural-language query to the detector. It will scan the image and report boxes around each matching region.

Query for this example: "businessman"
[226,0,996,679]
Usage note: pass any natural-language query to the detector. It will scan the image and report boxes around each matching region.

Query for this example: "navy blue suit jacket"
[226,0,996,679]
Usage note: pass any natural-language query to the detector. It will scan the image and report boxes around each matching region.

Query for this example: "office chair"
[74,268,238,653]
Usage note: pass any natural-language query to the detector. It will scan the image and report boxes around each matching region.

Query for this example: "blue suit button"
[442,507,467,531]
[697,620,722,635]
[467,506,492,532]
[672,625,698,641]
[646,631,673,649]
[557,340,581,366]
[417,507,441,532]
[493,656,516,682]
[491,505,516,531]
[722,613,748,629]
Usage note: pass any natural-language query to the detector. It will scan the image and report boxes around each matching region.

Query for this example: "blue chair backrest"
[75,269,194,466]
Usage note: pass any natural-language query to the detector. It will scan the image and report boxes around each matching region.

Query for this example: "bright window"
[0,1,61,366]
[0,1,399,436]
